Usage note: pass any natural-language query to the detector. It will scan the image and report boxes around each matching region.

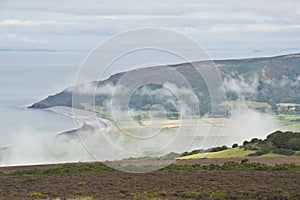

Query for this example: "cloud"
[2,0,299,18]
[210,24,300,33]
[223,0,300,17]
[223,75,259,98]
[0,33,47,44]
[0,0,299,57]
[0,19,57,26]
[266,75,300,88]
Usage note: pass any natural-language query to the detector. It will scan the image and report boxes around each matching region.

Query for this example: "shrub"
[134,189,168,199]
[209,189,227,199]
[272,163,298,170]
[245,162,268,170]
[287,138,300,151]
[273,148,295,156]
[232,143,239,148]
[268,131,300,150]
[221,161,240,170]
[209,145,228,152]
[182,189,201,197]
[241,158,249,164]
[243,140,249,146]
[250,138,262,144]
[249,149,270,156]
[23,178,40,183]
[27,191,42,197]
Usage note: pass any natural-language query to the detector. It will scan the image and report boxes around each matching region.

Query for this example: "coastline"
[46,106,113,136]
[0,106,114,166]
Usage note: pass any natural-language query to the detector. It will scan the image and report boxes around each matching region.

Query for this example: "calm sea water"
[0,94,77,147]
[0,51,85,147]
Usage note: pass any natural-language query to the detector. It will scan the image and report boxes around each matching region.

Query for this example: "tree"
[287,138,300,151]
[243,140,249,146]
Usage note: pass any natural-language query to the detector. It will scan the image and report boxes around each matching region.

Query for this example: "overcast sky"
[0,0,300,59]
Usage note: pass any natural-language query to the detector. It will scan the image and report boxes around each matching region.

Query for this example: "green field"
[222,101,270,108]
[261,152,285,157]
[277,103,300,107]
[178,147,256,159]
[276,114,300,131]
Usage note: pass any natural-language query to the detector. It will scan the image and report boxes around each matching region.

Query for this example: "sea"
[0,51,88,165]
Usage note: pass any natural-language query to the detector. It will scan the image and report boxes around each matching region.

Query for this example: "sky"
[1,0,300,95]
[0,0,300,59]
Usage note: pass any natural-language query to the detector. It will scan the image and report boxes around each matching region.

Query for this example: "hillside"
[1,160,300,199]
[179,131,300,159]
[179,147,256,159]
[30,53,300,116]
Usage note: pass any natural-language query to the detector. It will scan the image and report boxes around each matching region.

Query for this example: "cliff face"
[29,90,73,109]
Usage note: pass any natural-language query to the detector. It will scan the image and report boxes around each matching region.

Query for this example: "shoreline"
[0,106,114,167]
[46,106,113,136]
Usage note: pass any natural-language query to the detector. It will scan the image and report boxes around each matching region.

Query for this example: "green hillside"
[179,131,300,159]
[178,147,256,159]
[30,53,300,117]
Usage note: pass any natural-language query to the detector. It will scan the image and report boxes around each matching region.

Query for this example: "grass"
[178,147,256,159]
[276,114,300,131]
[81,102,113,121]
[2,162,300,177]
[222,101,270,108]
[261,152,285,157]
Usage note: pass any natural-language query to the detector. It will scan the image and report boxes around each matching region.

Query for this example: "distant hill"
[30,53,300,116]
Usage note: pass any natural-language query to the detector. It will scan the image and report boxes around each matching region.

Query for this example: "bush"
[221,161,241,170]
[268,131,300,150]
[250,138,262,144]
[272,163,298,170]
[27,191,42,197]
[287,138,300,151]
[241,158,249,164]
[232,143,239,148]
[243,140,250,146]
[249,149,270,156]
[209,145,228,152]
[273,148,295,156]
[180,149,203,157]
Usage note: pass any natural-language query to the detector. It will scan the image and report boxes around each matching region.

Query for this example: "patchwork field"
[276,114,300,131]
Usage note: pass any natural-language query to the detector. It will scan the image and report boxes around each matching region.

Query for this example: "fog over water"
[0,51,285,166]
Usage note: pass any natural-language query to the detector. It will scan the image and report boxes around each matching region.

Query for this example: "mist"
[0,126,94,166]
[0,72,293,166]
[221,74,280,146]
[223,108,279,145]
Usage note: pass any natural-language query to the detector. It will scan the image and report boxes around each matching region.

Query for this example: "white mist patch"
[0,126,93,166]
[223,108,279,145]
[223,75,259,99]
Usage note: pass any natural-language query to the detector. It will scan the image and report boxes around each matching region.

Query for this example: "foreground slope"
[1,160,300,199]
